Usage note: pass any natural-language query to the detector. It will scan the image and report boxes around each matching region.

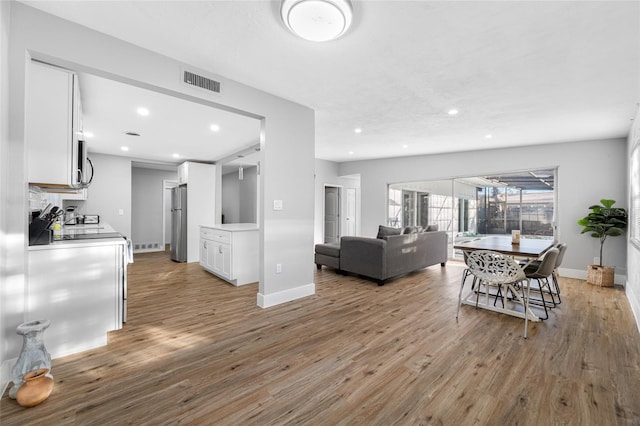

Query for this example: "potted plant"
[577,199,628,286]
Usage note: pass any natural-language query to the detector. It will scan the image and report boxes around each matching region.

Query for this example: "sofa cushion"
[425,224,439,232]
[403,226,422,234]
[377,225,402,239]
[315,243,340,257]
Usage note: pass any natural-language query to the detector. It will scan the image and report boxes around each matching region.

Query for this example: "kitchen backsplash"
[28,186,61,214]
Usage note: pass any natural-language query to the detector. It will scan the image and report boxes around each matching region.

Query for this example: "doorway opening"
[324,185,341,244]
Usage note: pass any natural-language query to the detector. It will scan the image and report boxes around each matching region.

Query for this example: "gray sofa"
[315,228,448,285]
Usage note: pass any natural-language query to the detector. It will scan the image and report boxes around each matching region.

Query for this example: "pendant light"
[280,0,353,42]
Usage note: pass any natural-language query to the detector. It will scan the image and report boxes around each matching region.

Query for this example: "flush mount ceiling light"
[281,0,353,42]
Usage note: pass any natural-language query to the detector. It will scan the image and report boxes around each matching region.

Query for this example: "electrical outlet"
[276,263,282,273]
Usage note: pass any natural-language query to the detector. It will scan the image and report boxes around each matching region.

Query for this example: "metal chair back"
[467,250,527,285]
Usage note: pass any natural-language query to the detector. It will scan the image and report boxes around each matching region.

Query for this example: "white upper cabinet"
[26,61,85,189]
[177,162,189,185]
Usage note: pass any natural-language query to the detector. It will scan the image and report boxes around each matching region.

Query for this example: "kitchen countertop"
[29,222,126,250]
[200,223,259,232]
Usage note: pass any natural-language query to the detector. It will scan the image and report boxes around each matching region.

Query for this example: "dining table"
[454,235,555,322]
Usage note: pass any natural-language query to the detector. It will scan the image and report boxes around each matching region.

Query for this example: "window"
[388,169,556,257]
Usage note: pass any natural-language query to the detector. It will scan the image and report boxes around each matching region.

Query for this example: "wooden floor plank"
[2,250,640,425]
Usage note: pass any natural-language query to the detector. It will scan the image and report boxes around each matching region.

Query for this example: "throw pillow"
[403,226,422,234]
[377,225,402,239]
[425,224,439,232]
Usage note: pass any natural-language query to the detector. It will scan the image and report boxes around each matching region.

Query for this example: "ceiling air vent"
[183,70,221,93]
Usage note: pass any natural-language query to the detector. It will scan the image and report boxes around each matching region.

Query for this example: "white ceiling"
[21,1,640,164]
[78,73,261,164]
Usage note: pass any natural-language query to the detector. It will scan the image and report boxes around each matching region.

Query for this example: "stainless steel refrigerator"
[170,185,187,262]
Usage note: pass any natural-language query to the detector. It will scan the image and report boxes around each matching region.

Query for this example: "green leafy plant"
[577,199,628,267]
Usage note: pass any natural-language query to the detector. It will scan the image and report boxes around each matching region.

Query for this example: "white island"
[200,223,259,286]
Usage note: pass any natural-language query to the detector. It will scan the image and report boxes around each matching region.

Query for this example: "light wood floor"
[2,251,640,425]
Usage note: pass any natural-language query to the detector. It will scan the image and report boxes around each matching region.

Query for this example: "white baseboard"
[1,358,16,397]
[559,267,627,286]
[257,283,315,308]
[626,281,640,335]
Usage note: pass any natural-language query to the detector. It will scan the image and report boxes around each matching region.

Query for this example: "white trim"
[257,283,315,308]
[1,358,16,397]
[559,267,627,286]
[626,280,640,335]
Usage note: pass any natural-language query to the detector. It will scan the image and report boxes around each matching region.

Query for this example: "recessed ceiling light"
[137,107,150,116]
[121,146,129,151]
[348,151,354,155]
[172,153,180,158]
[281,0,353,42]
[354,127,362,134]
[83,131,94,138]
[124,132,140,137]
[448,109,459,116]
[402,144,408,149]
[210,124,220,132]
[485,134,493,139]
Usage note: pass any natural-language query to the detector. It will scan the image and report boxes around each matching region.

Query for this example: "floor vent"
[184,70,221,93]
[134,242,162,253]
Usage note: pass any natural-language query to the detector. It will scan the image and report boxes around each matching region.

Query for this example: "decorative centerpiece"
[511,230,521,245]
[577,199,628,287]
[9,320,53,400]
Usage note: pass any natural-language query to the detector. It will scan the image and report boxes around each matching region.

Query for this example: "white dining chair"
[456,250,532,338]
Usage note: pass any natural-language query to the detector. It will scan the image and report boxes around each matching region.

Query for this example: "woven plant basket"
[586,265,614,287]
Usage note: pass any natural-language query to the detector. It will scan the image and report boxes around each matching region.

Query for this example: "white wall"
[66,153,132,238]
[222,166,258,223]
[3,1,314,375]
[222,166,258,224]
[627,106,640,332]
[239,166,258,224]
[131,166,177,250]
[221,172,240,223]
[314,159,361,244]
[339,138,628,280]
[0,0,25,386]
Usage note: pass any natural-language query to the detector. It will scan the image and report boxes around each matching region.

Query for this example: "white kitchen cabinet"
[178,161,216,263]
[26,60,85,189]
[177,162,189,185]
[200,235,231,279]
[200,224,258,286]
[27,238,126,359]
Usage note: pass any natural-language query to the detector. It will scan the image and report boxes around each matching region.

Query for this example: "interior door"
[324,186,340,244]
[345,188,356,236]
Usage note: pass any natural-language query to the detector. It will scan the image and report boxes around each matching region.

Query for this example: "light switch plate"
[273,200,283,211]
